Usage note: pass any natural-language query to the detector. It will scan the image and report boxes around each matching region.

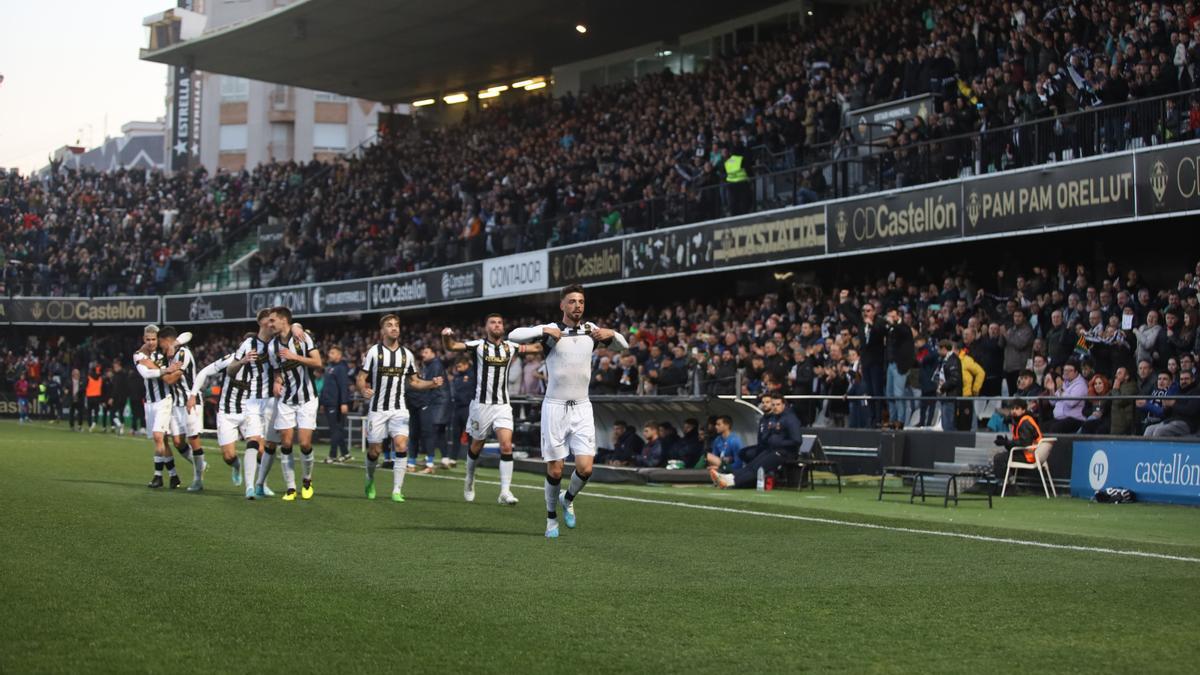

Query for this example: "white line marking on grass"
[414,473,1200,564]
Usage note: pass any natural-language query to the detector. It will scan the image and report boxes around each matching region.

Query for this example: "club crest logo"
[967,190,980,228]
[835,208,848,244]
[1149,160,1168,204]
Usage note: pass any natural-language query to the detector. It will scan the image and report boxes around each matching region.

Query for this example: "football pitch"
[1,420,1198,673]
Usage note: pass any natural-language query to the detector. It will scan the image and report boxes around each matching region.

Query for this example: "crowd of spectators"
[0,161,322,296]
[6,0,1200,296]
[7,256,1200,444]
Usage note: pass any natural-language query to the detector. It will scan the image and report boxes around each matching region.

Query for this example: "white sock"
[243,448,258,487]
[301,448,314,481]
[466,454,478,485]
[499,456,514,493]
[257,451,275,487]
[366,456,377,481]
[154,456,164,477]
[565,471,588,502]
[193,452,206,481]
[280,450,296,490]
[544,477,560,519]
[393,460,407,493]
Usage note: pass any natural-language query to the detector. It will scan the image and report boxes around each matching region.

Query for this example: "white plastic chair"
[1001,437,1057,498]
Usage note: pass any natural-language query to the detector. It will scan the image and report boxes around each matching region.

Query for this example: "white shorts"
[246,396,280,444]
[144,398,173,439]
[367,409,410,444]
[170,404,203,438]
[275,398,319,432]
[468,401,513,441]
[540,399,595,462]
[216,410,262,447]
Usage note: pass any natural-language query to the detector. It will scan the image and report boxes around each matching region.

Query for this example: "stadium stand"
[4,0,1199,294]
[7,256,1199,442]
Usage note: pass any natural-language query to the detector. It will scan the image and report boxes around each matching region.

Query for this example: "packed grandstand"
[4,0,1198,296]
[5,0,1200,441]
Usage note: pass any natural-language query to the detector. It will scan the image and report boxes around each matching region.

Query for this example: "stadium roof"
[140,0,788,103]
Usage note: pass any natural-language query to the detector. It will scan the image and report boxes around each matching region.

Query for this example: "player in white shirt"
[442,314,541,505]
[358,314,445,502]
[133,324,184,489]
[265,306,323,502]
[187,339,261,492]
[508,284,629,538]
[157,327,206,491]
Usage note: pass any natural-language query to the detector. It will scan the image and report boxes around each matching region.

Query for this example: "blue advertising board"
[1071,440,1200,506]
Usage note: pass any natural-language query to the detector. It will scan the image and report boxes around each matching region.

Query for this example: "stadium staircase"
[170,134,380,294]
[173,237,260,293]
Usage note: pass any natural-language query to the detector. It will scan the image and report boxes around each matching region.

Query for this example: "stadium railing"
[533,88,1197,249]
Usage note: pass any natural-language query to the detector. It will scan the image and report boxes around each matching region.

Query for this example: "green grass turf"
[1,419,1199,674]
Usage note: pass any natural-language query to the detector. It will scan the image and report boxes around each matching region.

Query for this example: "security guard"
[723,145,752,215]
[991,398,1042,479]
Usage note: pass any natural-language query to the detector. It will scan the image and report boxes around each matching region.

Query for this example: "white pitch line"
[412,472,1200,564]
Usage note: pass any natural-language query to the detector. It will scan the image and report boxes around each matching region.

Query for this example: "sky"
[0,1,171,174]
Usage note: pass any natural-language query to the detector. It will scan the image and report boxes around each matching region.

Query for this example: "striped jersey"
[190,353,250,415]
[233,336,274,400]
[133,349,171,404]
[362,343,416,413]
[170,345,197,408]
[267,331,317,405]
[465,339,519,405]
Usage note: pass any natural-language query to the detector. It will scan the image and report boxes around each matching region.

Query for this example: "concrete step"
[954,447,994,465]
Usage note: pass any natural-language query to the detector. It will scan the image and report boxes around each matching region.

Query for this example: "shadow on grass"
[389,523,542,538]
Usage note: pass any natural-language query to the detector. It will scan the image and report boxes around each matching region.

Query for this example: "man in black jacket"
[319,346,352,462]
[107,360,133,435]
[651,354,688,395]
[858,303,887,426]
[406,345,450,472]
[884,307,915,428]
[1144,370,1199,437]
[447,357,476,466]
[603,420,644,465]
[712,393,803,488]
[936,340,963,432]
[673,418,704,468]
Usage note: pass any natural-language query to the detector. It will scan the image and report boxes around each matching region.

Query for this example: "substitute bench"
[878,465,994,508]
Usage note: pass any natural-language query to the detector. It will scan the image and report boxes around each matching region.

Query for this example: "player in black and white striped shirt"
[264,306,323,501]
[157,327,206,491]
[228,310,311,500]
[133,324,183,489]
[187,344,253,491]
[357,314,444,503]
[442,314,541,505]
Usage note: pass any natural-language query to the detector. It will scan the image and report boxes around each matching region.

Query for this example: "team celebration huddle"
[131,285,624,538]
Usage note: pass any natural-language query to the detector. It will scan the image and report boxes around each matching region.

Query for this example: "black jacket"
[674,429,704,468]
[449,368,476,408]
[885,321,915,372]
[407,358,448,423]
[859,318,886,366]
[611,428,645,464]
[318,361,351,407]
[938,352,962,396]
[1165,381,1200,431]
[757,407,803,459]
